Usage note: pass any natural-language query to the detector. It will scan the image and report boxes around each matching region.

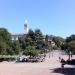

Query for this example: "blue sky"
[0,0,75,38]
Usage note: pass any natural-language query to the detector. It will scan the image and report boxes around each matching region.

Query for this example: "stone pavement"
[0,53,75,75]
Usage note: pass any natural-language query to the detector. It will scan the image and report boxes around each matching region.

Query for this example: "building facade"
[11,20,29,41]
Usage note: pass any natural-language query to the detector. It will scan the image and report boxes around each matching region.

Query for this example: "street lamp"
[48,40,52,58]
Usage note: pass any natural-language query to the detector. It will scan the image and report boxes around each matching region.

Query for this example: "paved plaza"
[0,52,75,75]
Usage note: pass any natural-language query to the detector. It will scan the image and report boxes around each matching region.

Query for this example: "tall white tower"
[24,20,29,34]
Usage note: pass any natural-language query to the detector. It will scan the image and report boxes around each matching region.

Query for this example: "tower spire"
[24,20,29,34]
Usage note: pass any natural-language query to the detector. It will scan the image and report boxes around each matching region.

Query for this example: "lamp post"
[69,51,72,60]
[48,41,50,58]
[67,47,72,60]
[48,40,52,58]
[42,38,46,58]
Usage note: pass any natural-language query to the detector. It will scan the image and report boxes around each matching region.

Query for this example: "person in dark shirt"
[60,58,65,68]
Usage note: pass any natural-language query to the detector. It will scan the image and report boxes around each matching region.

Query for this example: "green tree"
[24,46,39,57]
[0,41,7,55]
[12,40,21,55]
[34,29,44,49]
[0,28,11,43]
[53,36,65,48]
[68,41,75,53]
[66,34,75,43]
[0,28,12,55]
[62,34,75,51]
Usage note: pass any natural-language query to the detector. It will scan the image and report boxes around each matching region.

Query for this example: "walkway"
[0,51,75,75]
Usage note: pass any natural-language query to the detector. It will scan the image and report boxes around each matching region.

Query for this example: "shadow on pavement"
[50,67,75,75]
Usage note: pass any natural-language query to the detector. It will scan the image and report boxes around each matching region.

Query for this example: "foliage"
[19,29,45,55]
[0,55,16,62]
[53,36,65,48]
[0,28,12,55]
[66,34,75,43]
[61,34,75,54]
[12,40,21,55]
[34,29,44,49]
[23,46,39,57]
[68,41,75,52]
[61,43,68,50]
[0,27,67,56]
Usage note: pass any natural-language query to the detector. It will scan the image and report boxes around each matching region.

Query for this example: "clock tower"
[24,20,29,34]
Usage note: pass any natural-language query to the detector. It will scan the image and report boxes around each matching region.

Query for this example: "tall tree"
[0,28,12,55]
[12,40,21,55]
[68,41,75,53]
[66,34,75,43]
[34,29,44,49]
[53,36,65,48]
[24,46,39,57]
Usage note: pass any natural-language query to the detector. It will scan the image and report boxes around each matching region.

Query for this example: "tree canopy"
[1,27,75,55]
[0,28,12,55]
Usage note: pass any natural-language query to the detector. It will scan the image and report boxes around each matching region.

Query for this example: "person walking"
[60,58,65,68]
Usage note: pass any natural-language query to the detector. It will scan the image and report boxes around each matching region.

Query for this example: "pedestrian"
[59,57,61,62]
[60,58,65,68]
